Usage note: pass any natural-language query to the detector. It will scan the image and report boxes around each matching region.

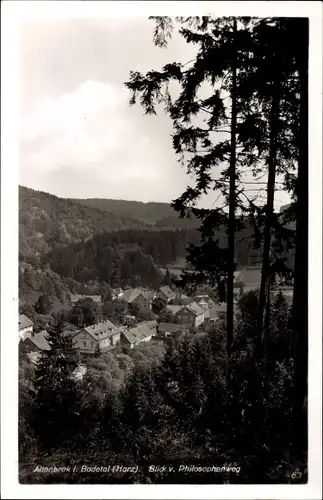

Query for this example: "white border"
[1,1,322,499]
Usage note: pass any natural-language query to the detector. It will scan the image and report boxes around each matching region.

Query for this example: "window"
[83,341,87,347]
[91,342,94,348]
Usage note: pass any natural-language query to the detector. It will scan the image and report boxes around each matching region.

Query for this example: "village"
[19,264,293,377]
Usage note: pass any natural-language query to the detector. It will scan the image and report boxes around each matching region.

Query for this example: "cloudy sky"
[20,16,290,208]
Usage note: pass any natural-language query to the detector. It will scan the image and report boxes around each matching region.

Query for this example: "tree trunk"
[227,18,238,365]
[256,87,280,356]
[292,19,309,453]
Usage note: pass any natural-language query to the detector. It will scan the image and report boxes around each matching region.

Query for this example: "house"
[121,288,152,315]
[193,295,216,318]
[22,330,50,352]
[19,314,34,341]
[175,302,205,328]
[72,320,122,354]
[120,320,157,349]
[234,266,262,294]
[157,322,185,337]
[165,304,184,318]
[70,294,102,304]
[158,286,176,304]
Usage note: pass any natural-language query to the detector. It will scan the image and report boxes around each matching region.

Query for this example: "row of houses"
[19,314,159,355]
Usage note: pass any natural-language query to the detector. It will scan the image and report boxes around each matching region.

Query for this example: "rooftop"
[121,288,142,304]
[19,314,34,330]
[26,330,50,351]
[122,320,157,345]
[160,286,176,299]
[166,304,183,315]
[185,302,205,316]
[82,320,119,339]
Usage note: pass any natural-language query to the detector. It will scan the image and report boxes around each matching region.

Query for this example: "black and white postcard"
[1,1,322,499]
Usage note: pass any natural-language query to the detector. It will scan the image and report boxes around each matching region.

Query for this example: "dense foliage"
[19,186,148,257]
[19,294,306,484]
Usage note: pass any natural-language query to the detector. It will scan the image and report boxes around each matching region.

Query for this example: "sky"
[20,16,291,208]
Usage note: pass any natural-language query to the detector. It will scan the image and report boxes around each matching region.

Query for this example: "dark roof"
[19,314,34,330]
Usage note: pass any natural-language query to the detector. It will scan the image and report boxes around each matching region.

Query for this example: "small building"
[121,288,152,315]
[22,330,50,352]
[158,286,177,304]
[70,294,102,304]
[157,322,185,337]
[19,314,34,341]
[121,320,157,349]
[165,304,184,316]
[175,302,205,328]
[72,320,122,354]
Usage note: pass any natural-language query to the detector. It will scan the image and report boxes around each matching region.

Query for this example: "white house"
[72,320,122,354]
[19,314,34,341]
[120,320,157,349]
[22,329,50,352]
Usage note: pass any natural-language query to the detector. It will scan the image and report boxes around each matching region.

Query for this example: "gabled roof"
[27,330,50,350]
[19,314,34,330]
[122,320,157,345]
[166,304,183,315]
[184,302,205,317]
[160,286,176,299]
[79,320,119,340]
[121,288,142,304]
[141,290,154,302]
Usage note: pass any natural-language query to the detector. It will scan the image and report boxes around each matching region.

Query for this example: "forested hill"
[70,197,200,228]
[41,228,200,287]
[19,186,148,257]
